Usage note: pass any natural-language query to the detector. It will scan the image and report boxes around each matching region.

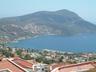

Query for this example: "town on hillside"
[0,44,96,72]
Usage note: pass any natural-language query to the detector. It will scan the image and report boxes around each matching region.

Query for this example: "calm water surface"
[8,34,96,53]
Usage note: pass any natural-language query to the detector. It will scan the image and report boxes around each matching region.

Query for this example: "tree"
[35,56,44,63]
[16,49,22,56]
[58,56,64,63]
[23,54,31,60]
[35,56,54,64]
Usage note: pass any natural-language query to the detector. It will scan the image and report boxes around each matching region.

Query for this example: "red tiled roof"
[58,62,96,70]
[12,58,32,69]
[50,63,68,70]
[52,62,96,72]
[0,59,25,72]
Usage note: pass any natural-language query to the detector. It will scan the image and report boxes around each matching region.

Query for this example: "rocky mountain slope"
[0,9,96,41]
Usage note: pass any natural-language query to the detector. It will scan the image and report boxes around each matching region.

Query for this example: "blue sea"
[8,34,96,53]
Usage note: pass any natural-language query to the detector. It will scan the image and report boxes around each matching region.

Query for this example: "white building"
[33,63,49,72]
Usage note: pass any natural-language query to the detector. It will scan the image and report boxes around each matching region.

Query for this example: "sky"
[0,0,96,24]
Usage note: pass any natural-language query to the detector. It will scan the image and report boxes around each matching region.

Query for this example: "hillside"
[0,9,96,41]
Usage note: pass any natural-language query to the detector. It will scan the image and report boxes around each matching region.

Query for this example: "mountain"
[0,9,96,41]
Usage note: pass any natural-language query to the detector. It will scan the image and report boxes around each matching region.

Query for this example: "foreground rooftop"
[51,61,96,72]
[0,58,26,72]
